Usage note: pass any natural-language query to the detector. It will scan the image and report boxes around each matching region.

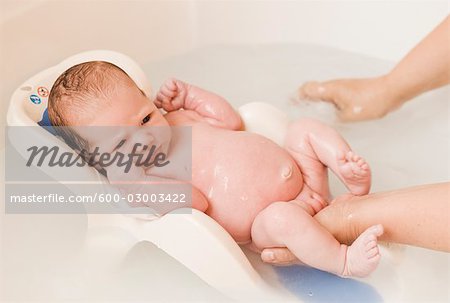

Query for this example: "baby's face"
[76,82,171,164]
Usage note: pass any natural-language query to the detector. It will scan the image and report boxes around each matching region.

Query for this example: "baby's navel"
[281,164,293,179]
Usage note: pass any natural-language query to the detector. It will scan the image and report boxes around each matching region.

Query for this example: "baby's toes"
[347,151,361,162]
[367,246,379,259]
[356,160,370,175]
[367,224,384,237]
[348,153,369,172]
[352,154,361,162]
[365,236,378,251]
[343,224,383,277]
[345,151,354,162]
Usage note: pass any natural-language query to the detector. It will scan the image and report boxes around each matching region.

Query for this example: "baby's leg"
[285,119,371,197]
[251,201,383,277]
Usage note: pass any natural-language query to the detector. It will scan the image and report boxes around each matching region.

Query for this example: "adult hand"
[260,193,355,265]
[298,76,399,122]
[261,247,300,265]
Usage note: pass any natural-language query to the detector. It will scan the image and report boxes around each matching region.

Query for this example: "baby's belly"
[192,123,303,243]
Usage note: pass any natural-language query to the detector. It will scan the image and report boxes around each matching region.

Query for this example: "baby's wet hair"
[48,61,131,152]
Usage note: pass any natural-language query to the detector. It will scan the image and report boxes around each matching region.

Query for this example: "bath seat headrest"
[8,50,151,128]
[6,50,162,218]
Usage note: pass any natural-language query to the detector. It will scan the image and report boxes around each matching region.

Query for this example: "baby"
[48,61,383,278]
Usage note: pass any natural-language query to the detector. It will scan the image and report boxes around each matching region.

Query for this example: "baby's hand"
[105,140,147,185]
[155,78,189,112]
[107,164,147,188]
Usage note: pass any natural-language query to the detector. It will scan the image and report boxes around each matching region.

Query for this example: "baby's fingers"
[164,78,179,90]
[160,84,177,98]
[153,96,163,108]
[156,92,177,112]
[156,91,169,104]
[160,96,179,112]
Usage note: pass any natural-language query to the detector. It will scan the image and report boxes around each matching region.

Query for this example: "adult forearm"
[386,16,450,106]
[316,183,450,252]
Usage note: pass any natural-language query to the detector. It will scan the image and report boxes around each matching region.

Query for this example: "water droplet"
[353,106,362,114]
[308,291,313,297]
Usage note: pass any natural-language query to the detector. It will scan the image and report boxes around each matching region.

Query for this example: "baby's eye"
[141,113,151,125]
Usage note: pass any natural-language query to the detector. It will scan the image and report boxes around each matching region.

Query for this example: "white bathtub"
[1,1,449,302]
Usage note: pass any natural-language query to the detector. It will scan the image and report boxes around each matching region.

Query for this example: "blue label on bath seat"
[30,94,41,104]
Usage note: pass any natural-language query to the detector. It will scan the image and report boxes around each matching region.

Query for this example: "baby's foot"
[342,224,384,278]
[337,151,371,195]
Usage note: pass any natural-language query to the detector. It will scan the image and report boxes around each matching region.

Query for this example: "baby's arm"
[155,78,242,130]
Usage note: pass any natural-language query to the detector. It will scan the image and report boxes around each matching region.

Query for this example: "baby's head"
[48,61,170,162]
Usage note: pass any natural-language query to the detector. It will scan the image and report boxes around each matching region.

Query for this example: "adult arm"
[299,16,450,121]
[261,182,450,264]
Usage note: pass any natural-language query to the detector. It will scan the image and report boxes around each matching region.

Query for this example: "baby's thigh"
[250,201,314,249]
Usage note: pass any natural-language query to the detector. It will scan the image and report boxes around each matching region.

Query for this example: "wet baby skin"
[91,78,383,278]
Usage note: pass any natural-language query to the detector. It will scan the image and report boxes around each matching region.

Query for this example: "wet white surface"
[2,44,449,302]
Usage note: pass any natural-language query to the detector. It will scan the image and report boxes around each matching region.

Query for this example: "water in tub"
[147,43,449,302]
[2,44,449,302]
